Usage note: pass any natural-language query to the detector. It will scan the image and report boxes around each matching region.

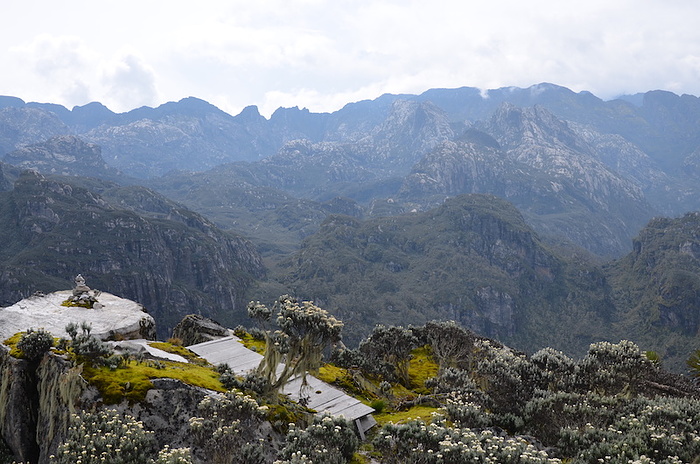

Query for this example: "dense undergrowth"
[5,317,700,463]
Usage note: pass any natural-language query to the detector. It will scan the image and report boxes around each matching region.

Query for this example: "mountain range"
[1,83,699,369]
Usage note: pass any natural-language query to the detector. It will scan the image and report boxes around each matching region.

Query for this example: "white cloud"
[8,34,97,106]
[101,54,159,111]
[1,0,700,115]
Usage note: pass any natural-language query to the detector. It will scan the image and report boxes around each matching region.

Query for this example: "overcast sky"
[2,0,700,117]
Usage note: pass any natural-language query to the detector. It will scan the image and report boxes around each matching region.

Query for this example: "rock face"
[0,350,39,463]
[171,314,230,346]
[3,135,125,182]
[0,107,70,156]
[0,171,264,338]
[606,211,700,370]
[81,97,281,178]
[0,289,156,342]
[398,106,654,256]
[283,194,613,351]
[0,345,84,464]
[357,100,455,175]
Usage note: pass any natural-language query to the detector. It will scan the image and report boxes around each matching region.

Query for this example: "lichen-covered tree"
[359,325,418,387]
[418,320,475,373]
[247,295,343,402]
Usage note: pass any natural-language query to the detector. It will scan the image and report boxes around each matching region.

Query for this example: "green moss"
[318,364,377,401]
[349,452,371,464]
[317,363,348,384]
[3,332,24,358]
[265,403,299,429]
[264,398,316,433]
[60,299,94,309]
[81,359,225,404]
[372,405,440,426]
[237,333,266,353]
[407,346,439,393]
[148,342,209,366]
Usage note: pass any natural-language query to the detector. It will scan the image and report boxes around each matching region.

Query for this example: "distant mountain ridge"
[3,83,700,176]
[4,84,697,257]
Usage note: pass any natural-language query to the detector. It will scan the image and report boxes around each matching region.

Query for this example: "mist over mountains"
[1,82,700,369]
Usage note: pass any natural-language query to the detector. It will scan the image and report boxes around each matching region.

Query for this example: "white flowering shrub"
[373,418,561,464]
[153,446,193,464]
[577,340,654,395]
[17,328,54,361]
[188,390,269,464]
[521,390,620,443]
[426,367,480,395]
[557,396,700,463]
[415,321,475,372]
[472,340,539,418]
[443,394,492,429]
[217,364,271,394]
[530,347,576,391]
[277,415,359,464]
[51,409,156,464]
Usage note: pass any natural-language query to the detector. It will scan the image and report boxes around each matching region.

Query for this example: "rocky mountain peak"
[236,105,265,123]
[3,135,118,179]
[67,101,116,131]
[0,107,70,156]
[482,103,587,153]
[361,99,455,173]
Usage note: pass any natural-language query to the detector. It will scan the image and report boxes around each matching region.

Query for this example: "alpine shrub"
[52,409,156,464]
[17,328,53,361]
[278,415,359,464]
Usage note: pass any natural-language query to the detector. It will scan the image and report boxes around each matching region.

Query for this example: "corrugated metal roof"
[188,336,376,424]
[188,336,263,372]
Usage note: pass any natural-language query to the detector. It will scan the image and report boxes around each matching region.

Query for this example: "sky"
[2,0,700,117]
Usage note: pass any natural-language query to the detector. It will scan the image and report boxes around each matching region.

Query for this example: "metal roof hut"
[188,335,377,438]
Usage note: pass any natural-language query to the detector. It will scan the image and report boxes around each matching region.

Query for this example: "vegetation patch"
[264,400,311,433]
[148,342,209,366]
[318,363,378,402]
[236,331,266,352]
[372,405,440,426]
[407,345,438,393]
[60,299,94,309]
[3,332,24,358]
[81,360,225,404]
[317,363,354,388]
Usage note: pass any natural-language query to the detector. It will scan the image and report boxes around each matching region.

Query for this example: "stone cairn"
[65,274,102,309]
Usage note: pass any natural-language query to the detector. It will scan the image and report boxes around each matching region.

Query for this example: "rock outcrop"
[171,314,230,346]
[0,288,156,343]
[3,135,125,182]
[0,340,86,464]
